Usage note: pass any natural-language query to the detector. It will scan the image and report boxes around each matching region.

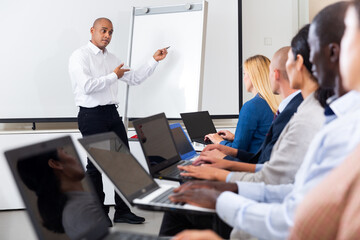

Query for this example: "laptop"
[78,132,215,215]
[170,123,199,160]
[180,111,217,145]
[132,113,194,182]
[4,136,161,240]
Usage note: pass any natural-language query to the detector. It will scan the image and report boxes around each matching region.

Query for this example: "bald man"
[269,47,296,98]
[200,47,303,165]
[69,18,167,225]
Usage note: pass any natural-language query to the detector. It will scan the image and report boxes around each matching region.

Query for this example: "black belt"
[80,104,118,110]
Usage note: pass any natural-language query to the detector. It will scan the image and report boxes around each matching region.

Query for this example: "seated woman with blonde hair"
[205,55,280,153]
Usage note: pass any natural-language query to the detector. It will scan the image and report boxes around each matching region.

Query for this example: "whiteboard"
[127,3,207,118]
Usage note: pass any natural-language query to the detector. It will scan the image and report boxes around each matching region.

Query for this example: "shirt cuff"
[236,181,265,202]
[216,191,247,227]
[148,57,159,67]
[224,155,237,161]
[108,72,118,82]
[225,172,234,182]
[255,164,264,172]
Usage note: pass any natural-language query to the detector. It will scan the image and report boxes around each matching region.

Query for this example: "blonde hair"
[244,55,281,113]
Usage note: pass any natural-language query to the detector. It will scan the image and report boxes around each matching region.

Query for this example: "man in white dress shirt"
[68,17,168,225]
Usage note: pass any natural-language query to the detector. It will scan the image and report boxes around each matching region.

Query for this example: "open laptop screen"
[180,111,217,141]
[5,136,109,240]
[133,113,180,175]
[78,132,159,203]
[170,123,197,160]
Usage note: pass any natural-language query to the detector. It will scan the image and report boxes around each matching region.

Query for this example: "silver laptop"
[78,132,215,215]
[4,136,160,240]
[132,113,194,182]
[170,123,199,160]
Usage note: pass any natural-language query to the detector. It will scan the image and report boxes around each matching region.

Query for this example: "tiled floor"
[0,206,164,240]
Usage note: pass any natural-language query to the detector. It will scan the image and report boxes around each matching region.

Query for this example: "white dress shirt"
[216,91,360,240]
[69,41,158,108]
[278,90,301,114]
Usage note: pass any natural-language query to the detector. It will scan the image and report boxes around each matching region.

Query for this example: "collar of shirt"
[278,90,301,113]
[87,41,108,56]
[330,90,360,118]
[326,95,338,105]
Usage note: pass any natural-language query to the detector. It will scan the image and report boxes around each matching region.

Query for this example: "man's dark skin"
[308,24,347,97]
[169,1,350,209]
[307,2,349,98]
[169,181,238,209]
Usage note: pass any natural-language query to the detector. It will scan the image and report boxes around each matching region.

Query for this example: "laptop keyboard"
[160,160,192,178]
[150,187,184,206]
[194,138,212,145]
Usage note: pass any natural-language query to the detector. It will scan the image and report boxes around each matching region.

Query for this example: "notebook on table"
[180,111,217,145]
[4,136,161,240]
[78,132,215,215]
[132,113,194,182]
[169,123,199,160]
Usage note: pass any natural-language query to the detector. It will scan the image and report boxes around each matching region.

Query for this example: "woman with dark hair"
[289,24,334,107]
[17,149,67,233]
[17,148,106,240]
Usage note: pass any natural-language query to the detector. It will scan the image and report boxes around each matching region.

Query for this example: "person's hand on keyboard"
[169,187,220,209]
[204,133,223,144]
[178,164,230,181]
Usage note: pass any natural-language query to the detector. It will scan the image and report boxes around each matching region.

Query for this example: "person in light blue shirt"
[205,55,280,153]
[170,2,360,239]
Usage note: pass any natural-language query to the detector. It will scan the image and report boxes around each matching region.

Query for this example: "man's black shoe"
[105,215,113,227]
[113,212,145,224]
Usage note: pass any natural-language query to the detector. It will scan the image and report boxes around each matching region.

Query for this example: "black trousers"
[78,104,130,214]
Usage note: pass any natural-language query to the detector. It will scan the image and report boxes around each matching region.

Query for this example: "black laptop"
[132,113,193,182]
[78,132,215,215]
[4,136,161,240]
[180,111,217,145]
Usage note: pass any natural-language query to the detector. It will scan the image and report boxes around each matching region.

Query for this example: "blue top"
[220,94,273,153]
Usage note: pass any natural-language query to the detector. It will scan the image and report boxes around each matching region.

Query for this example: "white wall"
[241,0,301,103]
[299,0,310,27]
[309,0,341,21]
